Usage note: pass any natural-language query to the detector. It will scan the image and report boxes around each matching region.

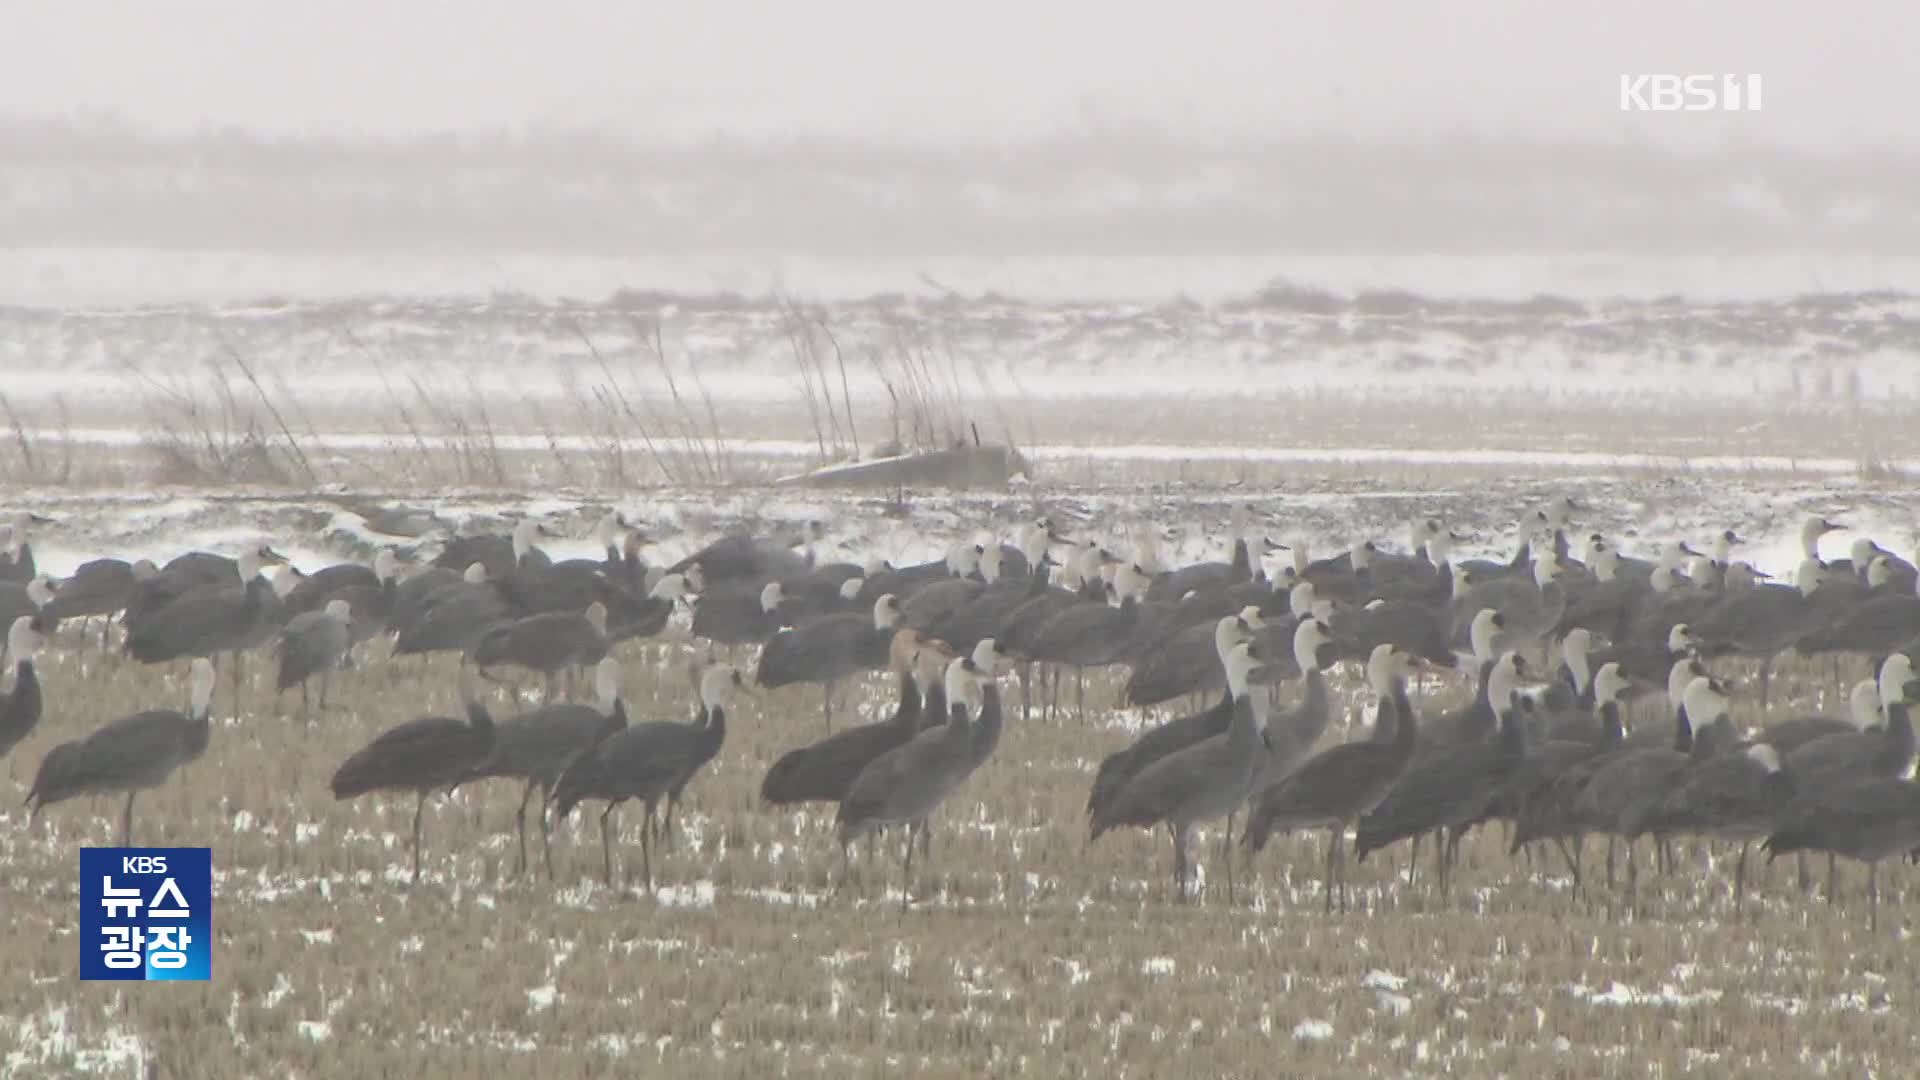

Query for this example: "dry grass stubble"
[0,630,1913,1077]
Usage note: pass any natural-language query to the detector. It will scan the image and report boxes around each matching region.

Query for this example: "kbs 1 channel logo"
[79,848,213,982]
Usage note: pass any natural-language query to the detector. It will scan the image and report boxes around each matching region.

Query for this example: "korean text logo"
[80,848,212,981]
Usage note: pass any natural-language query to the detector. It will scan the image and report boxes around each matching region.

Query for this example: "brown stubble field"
[2,622,1915,1079]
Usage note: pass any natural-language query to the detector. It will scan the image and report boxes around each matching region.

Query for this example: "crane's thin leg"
[411,792,426,885]
[823,681,835,734]
[318,670,331,711]
[538,787,556,882]
[1019,661,1032,723]
[1869,862,1879,933]
[1606,836,1617,890]
[639,808,654,892]
[1405,833,1420,888]
[1556,836,1583,891]
[513,782,533,878]
[1324,829,1338,914]
[299,680,309,719]
[1626,838,1639,917]
[1796,852,1811,893]
[1733,841,1749,908]
[1222,811,1236,905]
[1076,668,1086,722]
[1827,853,1838,905]
[1173,825,1191,904]
[600,804,616,885]
[120,792,135,847]
[903,821,920,879]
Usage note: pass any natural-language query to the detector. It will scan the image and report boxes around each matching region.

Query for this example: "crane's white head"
[25,577,55,607]
[888,627,928,672]
[1489,651,1527,703]
[1745,742,1783,774]
[1532,550,1564,589]
[978,542,1004,584]
[1287,581,1316,619]
[583,601,608,634]
[1668,656,1709,707]
[1682,676,1730,727]
[838,576,863,602]
[1849,678,1882,730]
[1562,628,1592,662]
[188,657,217,716]
[1366,643,1418,695]
[1293,616,1334,675]
[699,663,747,711]
[1668,623,1696,654]
[971,637,1001,676]
[1350,540,1375,571]
[372,548,400,582]
[1877,653,1916,708]
[1222,640,1260,699]
[1237,605,1267,630]
[1867,554,1892,590]
[1593,661,1629,706]
[1801,515,1842,555]
[915,638,959,691]
[462,561,488,585]
[1214,613,1253,662]
[944,655,983,716]
[593,656,622,713]
[758,581,783,614]
[323,599,351,620]
[1469,608,1505,663]
[1851,537,1881,572]
[872,594,901,630]
[511,518,542,558]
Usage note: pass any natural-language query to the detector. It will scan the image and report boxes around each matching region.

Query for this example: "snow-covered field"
[4,248,1919,1076]
[2,475,1917,1078]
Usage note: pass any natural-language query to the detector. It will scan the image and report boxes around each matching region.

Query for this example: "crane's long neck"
[1598,700,1624,744]
[1884,699,1916,771]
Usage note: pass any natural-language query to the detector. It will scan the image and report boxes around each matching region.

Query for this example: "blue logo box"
[79,848,212,982]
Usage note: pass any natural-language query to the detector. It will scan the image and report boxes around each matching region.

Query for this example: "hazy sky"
[4,0,1913,145]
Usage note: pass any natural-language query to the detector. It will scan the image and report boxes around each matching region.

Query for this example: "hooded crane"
[1765,775,1920,932]
[1086,614,1257,824]
[27,657,217,846]
[460,656,629,879]
[1241,643,1426,912]
[0,576,56,646]
[761,629,952,808]
[0,514,50,584]
[757,594,901,733]
[1573,675,1731,909]
[391,562,509,664]
[44,557,152,647]
[275,599,352,717]
[1637,742,1793,905]
[550,662,746,888]
[1354,660,1531,896]
[329,689,496,885]
[1,615,49,764]
[123,544,290,707]
[835,654,985,895]
[1089,639,1266,903]
[469,601,610,700]
[1502,661,1633,886]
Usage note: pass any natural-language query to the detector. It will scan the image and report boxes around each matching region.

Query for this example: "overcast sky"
[2,0,1912,146]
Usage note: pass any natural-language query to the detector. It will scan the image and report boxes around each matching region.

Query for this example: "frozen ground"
[2,475,1918,1078]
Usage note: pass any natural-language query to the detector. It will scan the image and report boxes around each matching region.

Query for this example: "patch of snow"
[296,1020,331,1042]
[1293,1018,1334,1042]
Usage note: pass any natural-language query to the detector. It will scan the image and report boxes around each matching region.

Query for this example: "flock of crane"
[2,497,1919,925]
